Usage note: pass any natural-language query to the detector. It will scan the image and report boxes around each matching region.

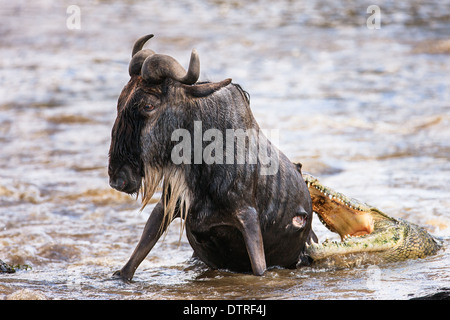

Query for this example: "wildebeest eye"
[143,104,155,112]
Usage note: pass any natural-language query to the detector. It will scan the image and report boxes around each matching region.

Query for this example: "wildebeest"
[108,34,314,282]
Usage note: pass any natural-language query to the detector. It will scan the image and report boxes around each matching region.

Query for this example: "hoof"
[112,270,133,283]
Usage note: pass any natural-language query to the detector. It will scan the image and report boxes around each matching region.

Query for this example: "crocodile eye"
[143,104,155,112]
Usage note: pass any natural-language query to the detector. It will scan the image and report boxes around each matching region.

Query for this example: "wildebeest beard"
[140,165,191,237]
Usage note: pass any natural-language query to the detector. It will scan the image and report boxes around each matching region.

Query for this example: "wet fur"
[109,76,314,279]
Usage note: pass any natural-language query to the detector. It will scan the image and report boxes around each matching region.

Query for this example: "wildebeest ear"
[183,78,232,98]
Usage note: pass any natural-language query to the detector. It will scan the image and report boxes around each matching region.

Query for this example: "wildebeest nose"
[109,176,126,191]
[108,164,141,194]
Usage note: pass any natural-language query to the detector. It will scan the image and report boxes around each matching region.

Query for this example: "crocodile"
[1,259,15,273]
[0,259,31,273]
[301,172,442,264]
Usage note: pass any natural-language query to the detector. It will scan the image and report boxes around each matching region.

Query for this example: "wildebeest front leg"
[235,207,266,276]
[113,202,166,282]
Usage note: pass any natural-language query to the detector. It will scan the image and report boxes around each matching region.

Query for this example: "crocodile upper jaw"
[305,176,375,240]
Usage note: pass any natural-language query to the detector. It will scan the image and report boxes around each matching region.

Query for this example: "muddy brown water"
[0,0,449,299]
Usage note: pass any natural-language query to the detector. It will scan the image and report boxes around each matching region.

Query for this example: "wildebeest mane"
[231,83,250,105]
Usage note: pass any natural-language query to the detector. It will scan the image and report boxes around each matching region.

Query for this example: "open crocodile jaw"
[301,172,442,263]
[305,176,374,241]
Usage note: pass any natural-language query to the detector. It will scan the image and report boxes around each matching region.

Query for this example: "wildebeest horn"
[129,34,155,76]
[131,34,154,57]
[141,49,200,85]
[183,78,232,97]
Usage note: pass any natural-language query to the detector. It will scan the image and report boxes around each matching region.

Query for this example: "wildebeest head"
[108,34,231,199]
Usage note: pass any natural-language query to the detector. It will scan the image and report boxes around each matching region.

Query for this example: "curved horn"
[183,49,200,84]
[183,78,232,97]
[129,49,155,76]
[129,34,155,76]
[141,49,200,85]
[131,34,154,57]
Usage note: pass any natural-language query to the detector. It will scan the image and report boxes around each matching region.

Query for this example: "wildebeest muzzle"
[109,163,141,194]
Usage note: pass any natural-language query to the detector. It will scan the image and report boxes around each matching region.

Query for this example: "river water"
[0,0,449,300]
